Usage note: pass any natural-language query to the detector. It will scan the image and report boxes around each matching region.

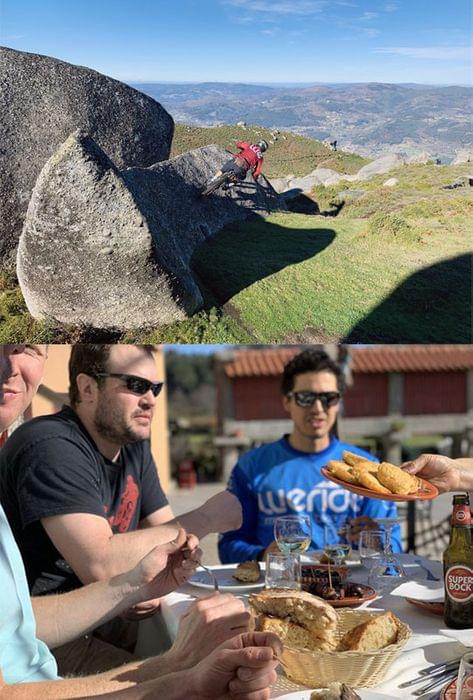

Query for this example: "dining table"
[135,553,471,699]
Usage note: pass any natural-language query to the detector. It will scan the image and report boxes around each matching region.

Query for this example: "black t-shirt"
[0,406,168,595]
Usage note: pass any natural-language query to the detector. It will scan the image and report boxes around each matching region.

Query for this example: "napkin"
[439,628,473,647]
[390,580,444,602]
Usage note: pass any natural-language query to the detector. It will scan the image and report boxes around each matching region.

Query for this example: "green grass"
[172,123,368,178]
[190,205,471,342]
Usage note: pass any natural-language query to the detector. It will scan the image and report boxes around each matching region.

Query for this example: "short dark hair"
[281,349,344,395]
[68,344,155,406]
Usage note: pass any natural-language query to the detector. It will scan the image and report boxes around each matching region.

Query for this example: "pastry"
[377,462,419,495]
[327,460,359,484]
[343,451,375,468]
[354,469,392,495]
[351,460,379,474]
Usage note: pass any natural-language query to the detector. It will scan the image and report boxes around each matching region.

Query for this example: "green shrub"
[368,212,419,244]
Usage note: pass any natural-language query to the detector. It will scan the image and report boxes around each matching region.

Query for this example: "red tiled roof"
[223,345,473,377]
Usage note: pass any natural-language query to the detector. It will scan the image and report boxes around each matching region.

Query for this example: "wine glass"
[373,516,406,578]
[359,530,385,571]
[322,518,351,566]
[364,517,407,593]
[274,515,312,555]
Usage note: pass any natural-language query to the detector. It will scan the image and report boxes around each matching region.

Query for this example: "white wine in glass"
[274,515,312,554]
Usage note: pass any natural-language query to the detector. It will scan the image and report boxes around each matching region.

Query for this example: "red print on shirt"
[108,475,139,533]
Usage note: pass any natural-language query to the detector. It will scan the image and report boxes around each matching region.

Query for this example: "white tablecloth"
[138,554,468,699]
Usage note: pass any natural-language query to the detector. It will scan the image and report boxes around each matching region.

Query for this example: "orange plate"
[320,468,439,502]
[301,580,377,607]
[406,598,444,616]
[440,678,456,700]
[441,676,473,699]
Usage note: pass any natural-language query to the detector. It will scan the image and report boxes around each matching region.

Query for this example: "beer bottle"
[443,493,473,629]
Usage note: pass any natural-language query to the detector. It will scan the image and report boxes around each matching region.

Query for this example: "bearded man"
[0,344,242,674]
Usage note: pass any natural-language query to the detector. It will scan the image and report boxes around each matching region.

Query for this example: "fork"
[415,558,441,581]
[199,563,219,592]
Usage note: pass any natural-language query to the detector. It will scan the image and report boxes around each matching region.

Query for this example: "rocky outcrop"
[18,133,283,330]
[452,149,473,165]
[271,167,344,194]
[383,177,399,187]
[0,47,174,264]
[407,151,432,164]
[354,154,405,180]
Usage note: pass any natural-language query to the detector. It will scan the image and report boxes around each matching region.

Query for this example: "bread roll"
[338,611,400,651]
[233,560,260,582]
[249,589,337,649]
[257,614,335,651]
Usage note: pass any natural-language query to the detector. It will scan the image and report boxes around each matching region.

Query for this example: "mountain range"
[131,82,472,163]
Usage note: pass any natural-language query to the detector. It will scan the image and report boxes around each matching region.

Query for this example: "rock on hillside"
[452,149,473,165]
[18,133,282,330]
[0,47,174,264]
[354,153,405,181]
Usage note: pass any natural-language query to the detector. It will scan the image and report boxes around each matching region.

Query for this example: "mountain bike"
[200,171,240,197]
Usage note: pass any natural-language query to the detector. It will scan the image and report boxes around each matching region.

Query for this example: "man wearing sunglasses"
[0,344,243,675]
[219,348,401,564]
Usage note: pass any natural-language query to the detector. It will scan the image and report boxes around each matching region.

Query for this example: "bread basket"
[280,609,411,688]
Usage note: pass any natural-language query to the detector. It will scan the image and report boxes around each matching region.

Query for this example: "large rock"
[452,149,473,165]
[354,154,405,181]
[18,133,283,330]
[270,177,290,193]
[407,151,432,164]
[0,47,174,263]
[287,168,343,192]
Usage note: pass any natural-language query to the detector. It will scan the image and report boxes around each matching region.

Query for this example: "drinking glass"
[322,518,351,565]
[274,515,312,555]
[368,560,407,593]
[373,516,406,578]
[265,551,301,590]
[456,651,473,700]
[359,530,385,571]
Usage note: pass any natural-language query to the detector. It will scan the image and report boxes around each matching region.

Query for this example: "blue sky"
[0,0,471,84]
[165,344,226,354]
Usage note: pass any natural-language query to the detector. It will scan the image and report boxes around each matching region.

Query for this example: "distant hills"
[132,82,472,163]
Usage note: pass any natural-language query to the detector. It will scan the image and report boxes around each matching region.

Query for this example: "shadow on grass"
[191,214,335,307]
[343,253,473,343]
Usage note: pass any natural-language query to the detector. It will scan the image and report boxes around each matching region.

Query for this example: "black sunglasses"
[287,391,340,409]
[94,373,164,397]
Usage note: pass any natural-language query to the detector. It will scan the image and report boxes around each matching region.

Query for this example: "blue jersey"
[218,436,401,563]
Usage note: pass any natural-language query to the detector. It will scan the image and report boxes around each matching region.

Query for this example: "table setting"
[135,507,471,700]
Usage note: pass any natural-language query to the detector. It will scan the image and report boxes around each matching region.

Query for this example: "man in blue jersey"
[219,348,401,563]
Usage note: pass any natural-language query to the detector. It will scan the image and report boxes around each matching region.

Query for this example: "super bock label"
[445,566,473,602]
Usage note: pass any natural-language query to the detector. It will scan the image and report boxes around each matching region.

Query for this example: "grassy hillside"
[1,156,471,343]
[137,162,473,343]
[171,123,367,178]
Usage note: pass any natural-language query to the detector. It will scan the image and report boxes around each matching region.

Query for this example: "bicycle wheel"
[201,172,231,196]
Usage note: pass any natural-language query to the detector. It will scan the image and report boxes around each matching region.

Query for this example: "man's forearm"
[32,571,144,648]
[172,508,210,539]
[0,664,194,699]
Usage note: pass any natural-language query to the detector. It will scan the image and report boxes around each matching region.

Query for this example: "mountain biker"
[213,139,268,186]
